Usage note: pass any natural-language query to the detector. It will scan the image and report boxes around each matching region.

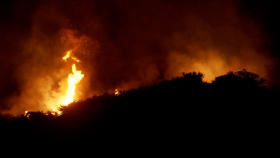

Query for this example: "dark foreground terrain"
[0,70,278,154]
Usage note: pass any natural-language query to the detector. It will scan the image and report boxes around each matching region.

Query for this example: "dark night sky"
[0,0,279,114]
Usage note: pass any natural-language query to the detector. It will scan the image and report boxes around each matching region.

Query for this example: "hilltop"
[0,69,278,153]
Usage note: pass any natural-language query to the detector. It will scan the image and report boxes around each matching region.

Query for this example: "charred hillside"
[0,70,278,152]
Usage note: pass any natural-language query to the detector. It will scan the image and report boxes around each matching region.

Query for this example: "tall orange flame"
[51,50,84,115]
[62,64,84,105]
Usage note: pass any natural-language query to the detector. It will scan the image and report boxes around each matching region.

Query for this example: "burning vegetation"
[50,50,84,115]
[0,0,278,117]
[0,0,279,154]
[0,70,278,152]
[22,49,84,116]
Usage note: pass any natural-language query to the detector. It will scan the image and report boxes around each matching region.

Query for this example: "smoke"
[164,6,272,82]
[0,0,276,114]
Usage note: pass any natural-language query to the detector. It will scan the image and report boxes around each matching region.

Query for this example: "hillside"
[0,70,278,153]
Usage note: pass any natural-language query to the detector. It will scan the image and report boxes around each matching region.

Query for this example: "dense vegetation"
[0,69,278,153]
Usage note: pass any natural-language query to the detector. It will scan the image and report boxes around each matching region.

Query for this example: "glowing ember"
[24,111,30,118]
[52,107,62,115]
[115,89,119,96]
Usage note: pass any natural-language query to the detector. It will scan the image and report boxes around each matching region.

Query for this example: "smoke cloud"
[0,0,276,114]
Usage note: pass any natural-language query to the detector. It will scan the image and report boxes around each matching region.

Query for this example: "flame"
[24,111,30,118]
[62,51,71,61]
[115,89,119,96]
[71,57,80,62]
[51,50,84,115]
[62,64,84,105]
[62,50,80,62]
[52,107,62,115]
